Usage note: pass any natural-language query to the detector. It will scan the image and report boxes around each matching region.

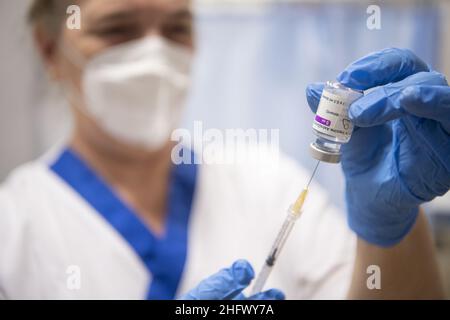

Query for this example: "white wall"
[0,0,36,179]
[0,0,71,180]
[442,1,450,78]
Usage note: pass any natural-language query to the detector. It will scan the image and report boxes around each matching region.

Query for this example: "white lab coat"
[0,145,355,299]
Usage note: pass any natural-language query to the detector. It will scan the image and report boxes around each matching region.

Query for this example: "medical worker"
[0,0,448,300]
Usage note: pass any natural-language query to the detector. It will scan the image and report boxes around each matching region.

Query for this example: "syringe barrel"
[249,263,273,296]
[250,211,298,295]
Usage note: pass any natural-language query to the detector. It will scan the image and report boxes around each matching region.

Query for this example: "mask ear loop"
[56,39,93,118]
[58,38,87,69]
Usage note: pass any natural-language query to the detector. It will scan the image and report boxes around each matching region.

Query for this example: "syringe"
[249,160,320,296]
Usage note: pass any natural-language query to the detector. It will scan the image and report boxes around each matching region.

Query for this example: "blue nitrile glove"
[306,48,450,247]
[179,260,285,300]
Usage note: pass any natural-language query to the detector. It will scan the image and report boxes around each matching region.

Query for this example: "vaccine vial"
[310,81,363,163]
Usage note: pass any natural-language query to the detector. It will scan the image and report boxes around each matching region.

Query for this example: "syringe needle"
[306,160,320,189]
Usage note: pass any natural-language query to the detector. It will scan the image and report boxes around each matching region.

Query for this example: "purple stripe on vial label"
[315,115,331,127]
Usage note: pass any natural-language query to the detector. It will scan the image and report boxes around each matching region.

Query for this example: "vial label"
[312,90,354,140]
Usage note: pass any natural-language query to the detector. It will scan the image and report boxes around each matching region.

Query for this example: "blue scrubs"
[50,148,197,299]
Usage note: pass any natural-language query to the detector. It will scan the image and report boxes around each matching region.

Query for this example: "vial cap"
[309,143,341,164]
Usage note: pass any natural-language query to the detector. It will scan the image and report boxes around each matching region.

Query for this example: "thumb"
[306,82,325,113]
[247,288,285,300]
[349,71,447,127]
[179,260,254,300]
[400,85,450,133]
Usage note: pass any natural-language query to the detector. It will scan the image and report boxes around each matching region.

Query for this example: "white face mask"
[64,36,193,150]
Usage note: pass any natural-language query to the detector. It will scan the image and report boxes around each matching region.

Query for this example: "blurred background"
[1,0,449,291]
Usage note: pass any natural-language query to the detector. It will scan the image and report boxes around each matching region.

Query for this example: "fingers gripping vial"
[310,81,364,163]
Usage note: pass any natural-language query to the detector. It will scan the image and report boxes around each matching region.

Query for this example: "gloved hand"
[306,48,450,247]
[179,260,285,300]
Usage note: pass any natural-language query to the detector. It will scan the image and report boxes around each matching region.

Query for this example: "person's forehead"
[82,0,191,17]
